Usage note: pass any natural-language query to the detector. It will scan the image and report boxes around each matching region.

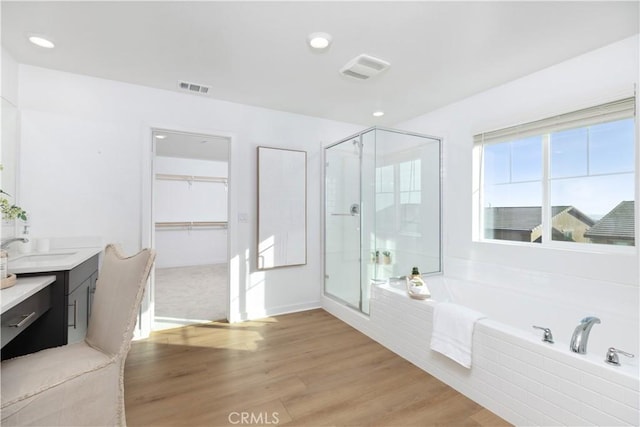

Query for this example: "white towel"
[430,302,486,368]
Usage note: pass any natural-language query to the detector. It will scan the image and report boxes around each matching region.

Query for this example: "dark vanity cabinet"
[1,254,99,360]
[66,261,99,344]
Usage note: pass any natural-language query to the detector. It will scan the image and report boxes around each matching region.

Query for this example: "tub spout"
[570,316,600,354]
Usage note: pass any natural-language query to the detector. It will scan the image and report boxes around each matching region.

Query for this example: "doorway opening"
[151,129,230,331]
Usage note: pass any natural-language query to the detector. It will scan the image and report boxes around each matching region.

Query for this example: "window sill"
[474,238,637,256]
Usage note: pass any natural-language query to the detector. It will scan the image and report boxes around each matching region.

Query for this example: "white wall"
[16,64,362,322]
[1,47,19,105]
[154,156,228,268]
[396,35,639,306]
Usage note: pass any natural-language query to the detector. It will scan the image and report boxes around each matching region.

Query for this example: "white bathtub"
[387,275,639,367]
[323,276,640,426]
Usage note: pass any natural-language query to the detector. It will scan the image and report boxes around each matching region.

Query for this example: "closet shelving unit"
[155,173,227,185]
[154,173,228,230]
[155,221,227,229]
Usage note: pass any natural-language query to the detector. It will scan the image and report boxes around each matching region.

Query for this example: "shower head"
[351,139,360,156]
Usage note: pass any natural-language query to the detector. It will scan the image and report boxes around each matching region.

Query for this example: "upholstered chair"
[1,244,155,426]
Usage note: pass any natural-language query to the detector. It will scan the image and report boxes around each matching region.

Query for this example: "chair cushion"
[1,342,113,407]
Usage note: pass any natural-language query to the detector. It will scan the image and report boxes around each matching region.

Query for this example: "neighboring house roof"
[534,228,575,243]
[485,207,543,232]
[584,201,635,240]
[485,206,595,231]
[552,206,595,227]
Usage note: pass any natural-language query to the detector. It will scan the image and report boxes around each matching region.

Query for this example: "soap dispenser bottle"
[18,225,32,254]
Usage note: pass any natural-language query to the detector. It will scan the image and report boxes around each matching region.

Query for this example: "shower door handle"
[330,204,360,216]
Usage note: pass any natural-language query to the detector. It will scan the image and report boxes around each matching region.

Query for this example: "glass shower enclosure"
[324,127,441,314]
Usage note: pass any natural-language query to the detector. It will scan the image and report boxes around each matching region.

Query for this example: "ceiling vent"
[339,54,390,80]
[177,80,211,95]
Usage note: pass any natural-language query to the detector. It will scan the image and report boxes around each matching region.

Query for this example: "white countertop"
[1,276,56,313]
[8,247,102,275]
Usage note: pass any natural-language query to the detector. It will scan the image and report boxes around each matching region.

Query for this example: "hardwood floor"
[124,309,510,427]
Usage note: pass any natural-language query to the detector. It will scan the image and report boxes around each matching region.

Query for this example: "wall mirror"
[1,97,19,235]
[257,146,307,269]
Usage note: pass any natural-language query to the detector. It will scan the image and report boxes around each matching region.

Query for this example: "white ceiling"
[2,1,638,126]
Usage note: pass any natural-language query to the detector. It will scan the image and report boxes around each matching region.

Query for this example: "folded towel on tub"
[430,302,486,368]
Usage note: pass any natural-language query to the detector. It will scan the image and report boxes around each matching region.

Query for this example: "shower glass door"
[325,137,363,310]
[324,131,377,314]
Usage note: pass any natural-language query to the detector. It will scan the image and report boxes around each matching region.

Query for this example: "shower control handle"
[532,326,554,344]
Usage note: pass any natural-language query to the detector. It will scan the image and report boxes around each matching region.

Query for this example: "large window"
[375,159,422,235]
[476,97,636,247]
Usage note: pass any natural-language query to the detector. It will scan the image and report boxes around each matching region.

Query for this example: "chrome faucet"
[0,237,28,249]
[570,316,601,354]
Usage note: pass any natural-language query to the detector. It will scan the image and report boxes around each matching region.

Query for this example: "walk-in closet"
[152,130,229,330]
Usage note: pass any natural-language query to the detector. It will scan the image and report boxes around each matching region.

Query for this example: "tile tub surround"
[323,283,639,426]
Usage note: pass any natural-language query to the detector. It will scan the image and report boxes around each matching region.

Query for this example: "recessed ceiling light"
[373,111,385,117]
[307,32,332,50]
[28,35,55,49]
[155,134,167,139]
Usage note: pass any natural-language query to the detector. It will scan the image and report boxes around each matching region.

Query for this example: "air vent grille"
[358,57,387,71]
[342,69,369,80]
[177,80,211,95]
[340,54,390,80]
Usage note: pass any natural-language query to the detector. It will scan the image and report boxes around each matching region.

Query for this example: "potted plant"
[382,250,392,264]
[0,165,28,222]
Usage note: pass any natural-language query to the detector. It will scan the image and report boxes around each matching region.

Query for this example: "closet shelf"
[155,173,227,184]
[155,221,228,229]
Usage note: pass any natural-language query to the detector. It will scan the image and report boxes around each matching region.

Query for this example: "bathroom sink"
[7,247,102,275]
[12,252,78,263]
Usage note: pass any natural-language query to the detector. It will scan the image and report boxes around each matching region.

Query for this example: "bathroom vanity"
[1,248,101,360]
[1,276,56,349]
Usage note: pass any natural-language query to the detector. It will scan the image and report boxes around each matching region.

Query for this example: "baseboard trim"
[235,301,322,322]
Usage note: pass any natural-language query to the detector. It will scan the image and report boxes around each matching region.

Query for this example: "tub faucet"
[570,316,600,354]
[532,325,554,344]
[0,237,28,250]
